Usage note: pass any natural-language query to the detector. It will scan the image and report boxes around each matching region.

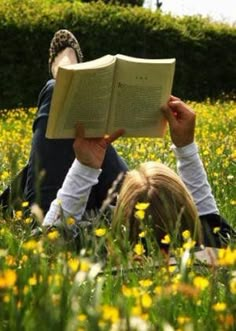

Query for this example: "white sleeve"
[43,159,101,227]
[171,142,219,216]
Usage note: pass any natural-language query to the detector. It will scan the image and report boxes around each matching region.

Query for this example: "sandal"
[48,29,83,77]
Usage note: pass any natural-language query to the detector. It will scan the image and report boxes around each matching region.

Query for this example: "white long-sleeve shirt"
[171,142,219,215]
[43,142,219,228]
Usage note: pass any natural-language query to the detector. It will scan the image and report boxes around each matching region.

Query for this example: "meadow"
[0,100,236,330]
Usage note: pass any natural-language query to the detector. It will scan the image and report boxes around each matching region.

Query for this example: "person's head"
[112,161,202,247]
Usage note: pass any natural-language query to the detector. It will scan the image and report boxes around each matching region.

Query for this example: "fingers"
[105,129,125,144]
[163,99,195,120]
[162,96,183,121]
[161,103,177,125]
[168,100,185,111]
[169,95,181,102]
[74,123,124,144]
[169,100,195,116]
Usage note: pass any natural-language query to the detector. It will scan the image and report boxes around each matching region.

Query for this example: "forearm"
[172,142,219,216]
[43,159,101,227]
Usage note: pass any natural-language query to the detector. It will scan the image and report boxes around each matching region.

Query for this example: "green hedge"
[0,0,235,109]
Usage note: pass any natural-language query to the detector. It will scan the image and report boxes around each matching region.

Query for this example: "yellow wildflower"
[66,217,75,226]
[134,243,145,256]
[77,314,87,322]
[213,227,220,234]
[5,255,16,267]
[218,247,236,266]
[3,295,10,303]
[139,279,153,288]
[101,304,120,323]
[122,285,140,298]
[0,269,17,288]
[23,286,29,295]
[122,285,133,297]
[177,315,191,325]
[135,202,150,210]
[22,239,38,251]
[193,276,209,290]
[183,239,196,250]
[20,255,28,264]
[68,258,80,272]
[135,202,150,220]
[28,274,37,286]
[135,210,145,220]
[24,217,33,224]
[94,228,107,237]
[48,274,62,287]
[80,259,91,272]
[154,286,162,296]
[139,231,146,238]
[182,230,191,241]
[15,210,23,220]
[167,265,177,273]
[229,278,236,294]
[141,293,152,308]
[47,229,60,241]
[22,201,29,208]
[161,234,171,245]
[131,305,142,316]
[212,302,227,312]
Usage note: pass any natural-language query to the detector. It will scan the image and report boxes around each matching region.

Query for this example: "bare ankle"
[52,47,78,78]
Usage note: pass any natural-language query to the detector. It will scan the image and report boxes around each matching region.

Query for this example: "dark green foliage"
[0,0,235,109]
[82,0,144,7]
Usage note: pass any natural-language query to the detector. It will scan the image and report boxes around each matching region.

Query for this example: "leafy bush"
[0,0,235,109]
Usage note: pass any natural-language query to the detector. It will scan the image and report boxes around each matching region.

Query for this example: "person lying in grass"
[2,28,232,251]
[43,95,235,250]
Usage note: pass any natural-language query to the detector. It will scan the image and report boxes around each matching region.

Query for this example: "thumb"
[105,129,125,145]
[161,103,177,125]
[75,122,85,138]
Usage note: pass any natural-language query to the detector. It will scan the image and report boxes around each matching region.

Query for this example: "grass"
[0,99,236,331]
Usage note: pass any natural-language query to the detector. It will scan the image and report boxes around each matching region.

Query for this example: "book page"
[46,68,74,138]
[46,56,116,138]
[108,56,175,137]
[62,66,114,137]
[62,54,115,70]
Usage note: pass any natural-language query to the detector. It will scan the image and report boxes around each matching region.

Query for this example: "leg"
[24,79,75,213]
[24,30,128,215]
[24,79,128,214]
[51,47,77,78]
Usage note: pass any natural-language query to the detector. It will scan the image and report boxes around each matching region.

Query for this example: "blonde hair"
[112,161,202,246]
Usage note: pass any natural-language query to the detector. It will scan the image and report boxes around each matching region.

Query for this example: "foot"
[51,47,78,78]
[48,29,83,78]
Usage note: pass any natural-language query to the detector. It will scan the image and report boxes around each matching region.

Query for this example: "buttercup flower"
[161,234,171,244]
[134,243,145,256]
[95,228,107,237]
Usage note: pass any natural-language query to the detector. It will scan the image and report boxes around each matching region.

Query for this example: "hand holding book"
[73,123,125,169]
[162,96,195,147]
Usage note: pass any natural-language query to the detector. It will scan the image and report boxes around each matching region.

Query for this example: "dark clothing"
[199,214,235,248]
[24,79,128,215]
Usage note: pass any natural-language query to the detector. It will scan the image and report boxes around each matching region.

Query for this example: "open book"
[46,54,175,138]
